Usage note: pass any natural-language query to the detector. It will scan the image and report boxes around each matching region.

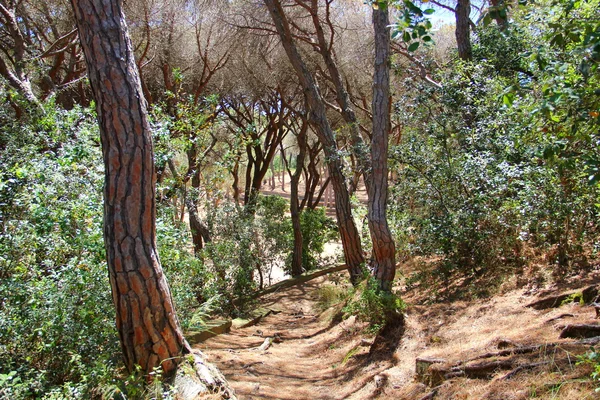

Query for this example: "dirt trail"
[196,275,392,400]
[196,265,600,399]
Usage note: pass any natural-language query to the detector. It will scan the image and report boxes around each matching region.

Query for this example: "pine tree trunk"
[264,0,365,283]
[370,6,396,291]
[309,0,371,189]
[71,3,229,391]
[455,0,472,61]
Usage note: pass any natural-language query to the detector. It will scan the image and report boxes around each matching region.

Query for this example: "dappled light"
[1,0,599,398]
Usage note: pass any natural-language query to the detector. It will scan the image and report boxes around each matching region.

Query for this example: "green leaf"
[403,31,411,42]
[408,42,420,52]
[423,8,435,15]
[482,14,492,27]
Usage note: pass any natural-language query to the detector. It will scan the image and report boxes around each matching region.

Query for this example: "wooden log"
[234,263,348,305]
[186,320,232,345]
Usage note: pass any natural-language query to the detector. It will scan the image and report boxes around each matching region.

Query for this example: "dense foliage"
[390,1,600,295]
[1,0,599,397]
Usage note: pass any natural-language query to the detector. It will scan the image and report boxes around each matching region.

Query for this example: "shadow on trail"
[200,272,407,399]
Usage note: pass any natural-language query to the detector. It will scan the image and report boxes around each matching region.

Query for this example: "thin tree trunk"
[370,6,396,291]
[308,0,371,189]
[232,160,240,204]
[455,0,472,61]
[281,148,286,191]
[270,159,275,190]
[72,2,233,393]
[264,0,365,283]
[289,122,308,277]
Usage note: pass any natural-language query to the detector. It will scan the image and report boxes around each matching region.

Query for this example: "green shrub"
[343,278,406,333]
[295,207,338,273]
[0,104,121,397]
[577,347,600,392]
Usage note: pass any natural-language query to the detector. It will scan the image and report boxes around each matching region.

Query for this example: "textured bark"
[307,0,371,188]
[186,195,211,254]
[370,6,396,290]
[72,0,197,378]
[264,0,365,283]
[455,0,472,61]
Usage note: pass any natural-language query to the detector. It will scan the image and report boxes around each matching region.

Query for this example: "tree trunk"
[309,0,371,189]
[455,0,472,61]
[289,122,308,277]
[232,160,240,204]
[281,147,286,191]
[186,195,211,254]
[270,159,276,190]
[71,0,226,386]
[264,0,365,283]
[370,6,396,291]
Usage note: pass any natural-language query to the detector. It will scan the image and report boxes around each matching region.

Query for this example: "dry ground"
[196,263,600,400]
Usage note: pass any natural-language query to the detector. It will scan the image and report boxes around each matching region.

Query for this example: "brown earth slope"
[196,267,600,400]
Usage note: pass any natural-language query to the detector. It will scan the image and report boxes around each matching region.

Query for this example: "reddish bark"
[369,6,396,290]
[71,0,190,375]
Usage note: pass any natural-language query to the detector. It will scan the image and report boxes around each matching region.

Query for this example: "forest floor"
[196,262,600,399]
[192,175,600,399]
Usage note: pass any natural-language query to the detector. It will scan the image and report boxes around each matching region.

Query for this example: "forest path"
[196,264,600,399]
[196,274,390,400]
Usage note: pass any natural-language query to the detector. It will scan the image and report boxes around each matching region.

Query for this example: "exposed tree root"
[500,361,550,380]
[545,313,575,324]
[417,336,600,388]
[526,285,597,310]
[174,350,237,399]
[559,324,600,339]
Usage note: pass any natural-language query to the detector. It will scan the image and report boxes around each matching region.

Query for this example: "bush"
[0,103,221,397]
[289,207,338,274]
[343,278,406,333]
[0,104,120,397]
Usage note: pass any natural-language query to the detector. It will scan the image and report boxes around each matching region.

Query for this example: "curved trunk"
[264,0,365,283]
[186,195,211,254]
[71,4,232,394]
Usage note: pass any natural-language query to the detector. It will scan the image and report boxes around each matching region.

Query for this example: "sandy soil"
[196,265,600,400]
[196,274,395,400]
